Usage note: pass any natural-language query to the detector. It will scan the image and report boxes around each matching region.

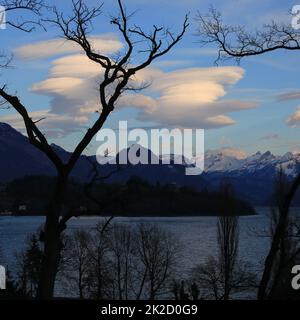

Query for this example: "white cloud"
[119,67,256,128]
[14,34,123,60]
[14,36,257,136]
[287,106,300,127]
[50,55,104,78]
[1,110,84,138]
[32,77,85,95]
[30,53,105,119]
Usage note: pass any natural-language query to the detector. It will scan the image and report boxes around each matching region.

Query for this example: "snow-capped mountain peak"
[202,148,300,177]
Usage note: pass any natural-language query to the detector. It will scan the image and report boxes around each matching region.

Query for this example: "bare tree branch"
[0,0,188,298]
[0,85,64,171]
[197,7,300,64]
[1,0,46,32]
[44,0,189,173]
[197,6,300,301]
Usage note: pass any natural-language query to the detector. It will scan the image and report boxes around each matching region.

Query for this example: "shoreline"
[0,212,257,218]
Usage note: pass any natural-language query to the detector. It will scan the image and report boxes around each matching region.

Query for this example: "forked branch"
[197,7,300,64]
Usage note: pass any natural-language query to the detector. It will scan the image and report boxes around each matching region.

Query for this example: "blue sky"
[1,0,300,157]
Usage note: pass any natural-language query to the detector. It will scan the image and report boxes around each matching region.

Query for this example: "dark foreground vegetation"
[0,176,255,217]
[0,175,300,300]
[1,210,299,300]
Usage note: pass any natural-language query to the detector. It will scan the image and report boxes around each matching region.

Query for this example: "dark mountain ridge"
[0,122,298,205]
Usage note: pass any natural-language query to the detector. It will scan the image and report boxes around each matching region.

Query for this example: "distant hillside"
[1,176,256,216]
[1,122,300,205]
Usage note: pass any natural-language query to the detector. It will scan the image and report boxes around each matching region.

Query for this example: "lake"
[0,207,280,275]
[5,207,299,298]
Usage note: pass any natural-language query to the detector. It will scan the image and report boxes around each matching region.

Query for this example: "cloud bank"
[14,35,123,60]
[287,106,300,127]
[277,90,300,127]
[10,36,257,136]
[119,67,256,128]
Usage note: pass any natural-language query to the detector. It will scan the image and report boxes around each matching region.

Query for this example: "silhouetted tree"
[57,222,178,300]
[0,0,189,299]
[260,169,300,299]
[108,224,134,300]
[15,234,43,298]
[59,230,90,299]
[218,215,239,300]
[197,7,300,300]
[86,222,114,299]
[190,282,200,300]
[218,182,239,299]
[0,0,44,70]
[2,0,44,30]
[191,183,256,300]
[133,223,179,300]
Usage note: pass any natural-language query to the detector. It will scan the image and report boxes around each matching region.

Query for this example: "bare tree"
[192,257,222,300]
[218,182,239,299]
[59,230,90,299]
[191,183,256,300]
[15,233,43,298]
[133,223,179,300]
[59,224,112,300]
[218,182,240,299]
[56,222,178,300]
[83,156,123,219]
[108,224,134,300]
[197,7,300,300]
[191,256,256,300]
[0,0,44,70]
[0,0,189,299]
[197,7,300,64]
[83,222,112,300]
[260,169,300,299]
[218,215,239,300]
[1,0,44,32]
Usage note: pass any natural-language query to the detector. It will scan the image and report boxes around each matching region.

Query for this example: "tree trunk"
[79,267,83,299]
[258,173,300,300]
[37,173,68,299]
[224,264,230,300]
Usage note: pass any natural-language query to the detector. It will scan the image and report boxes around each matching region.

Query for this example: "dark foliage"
[2,175,255,216]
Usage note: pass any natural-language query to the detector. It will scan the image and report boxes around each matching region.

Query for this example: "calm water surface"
[0,207,281,276]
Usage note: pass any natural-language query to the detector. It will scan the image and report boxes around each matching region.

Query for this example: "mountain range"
[1,122,299,205]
